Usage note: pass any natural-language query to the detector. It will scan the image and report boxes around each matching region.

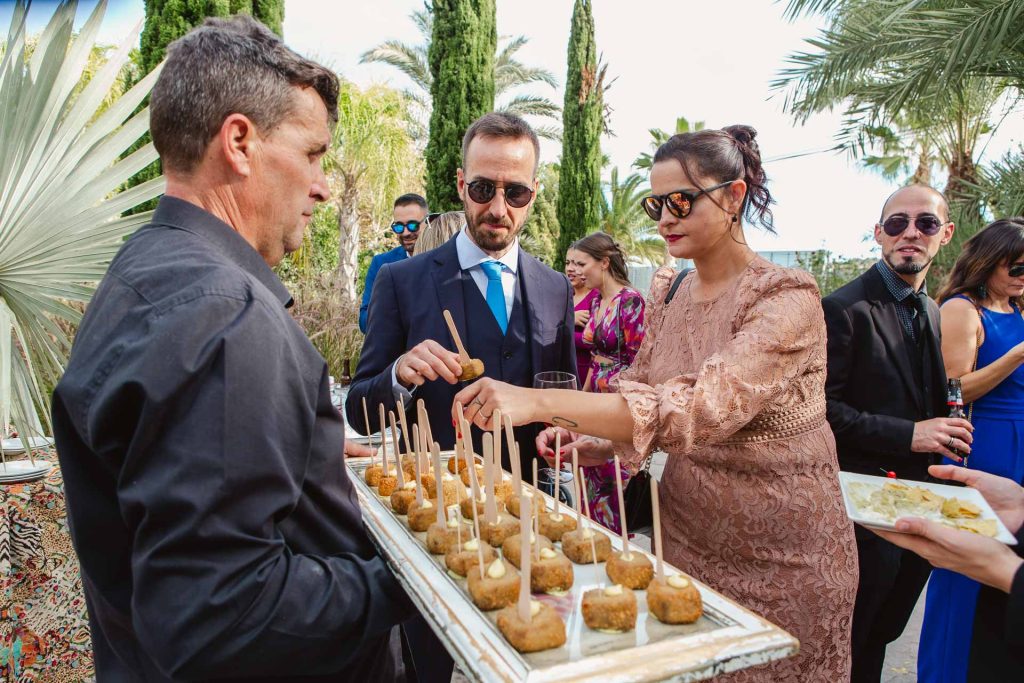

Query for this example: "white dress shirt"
[391,229,521,400]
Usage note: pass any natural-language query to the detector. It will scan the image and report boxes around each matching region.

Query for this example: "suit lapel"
[518,251,545,376]
[864,269,924,412]
[430,240,468,349]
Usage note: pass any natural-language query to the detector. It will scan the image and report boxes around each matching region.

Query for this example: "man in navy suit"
[346,112,576,480]
[358,193,428,332]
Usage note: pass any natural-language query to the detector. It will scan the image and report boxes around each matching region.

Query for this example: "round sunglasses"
[466,179,534,208]
[640,180,734,221]
[391,220,422,234]
[881,213,947,237]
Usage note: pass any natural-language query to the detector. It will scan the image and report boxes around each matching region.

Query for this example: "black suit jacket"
[823,266,948,482]
[345,237,576,475]
[966,525,1024,680]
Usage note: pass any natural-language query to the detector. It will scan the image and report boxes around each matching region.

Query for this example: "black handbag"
[622,268,691,532]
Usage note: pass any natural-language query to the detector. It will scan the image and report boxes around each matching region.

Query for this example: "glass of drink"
[533,371,577,505]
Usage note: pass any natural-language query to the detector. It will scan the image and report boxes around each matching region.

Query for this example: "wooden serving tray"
[347,455,797,682]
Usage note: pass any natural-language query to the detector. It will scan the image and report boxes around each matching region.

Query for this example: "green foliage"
[425,0,497,212]
[522,162,561,265]
[0,0,164,440]
[632,117,705,171]
[360,5,561,140]
[597,169,663,265]
[797,251,876,297]
[555,0,603,269]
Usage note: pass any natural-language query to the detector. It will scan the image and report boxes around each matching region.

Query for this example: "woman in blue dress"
[919,218,1024,682]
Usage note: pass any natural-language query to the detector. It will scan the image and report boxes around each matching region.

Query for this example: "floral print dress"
[580,287,645,534]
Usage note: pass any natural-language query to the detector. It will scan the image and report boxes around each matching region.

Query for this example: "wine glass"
[533,371,577,505]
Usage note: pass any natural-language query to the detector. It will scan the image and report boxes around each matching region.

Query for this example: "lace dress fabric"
[616,258,858,682]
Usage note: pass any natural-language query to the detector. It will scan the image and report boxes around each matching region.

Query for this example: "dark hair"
[572,232,631,287]
[652,124,775,232]
[150,14,339,174]
[937,218,1024,308]
[461,111,540,175]
[394,193,428,209]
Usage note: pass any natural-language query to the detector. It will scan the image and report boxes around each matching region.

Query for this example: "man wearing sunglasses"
[358,193,429,333]
[347,111,576,485]
[822,185,973,682]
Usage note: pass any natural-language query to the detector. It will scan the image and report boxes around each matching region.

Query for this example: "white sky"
[9,0,1024,258]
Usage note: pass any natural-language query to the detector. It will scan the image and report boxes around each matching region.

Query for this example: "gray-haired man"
[52,16,414,681]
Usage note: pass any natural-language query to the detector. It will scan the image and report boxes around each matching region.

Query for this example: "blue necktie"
[479,260,508,334]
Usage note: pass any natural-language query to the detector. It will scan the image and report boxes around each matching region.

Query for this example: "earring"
[978,284,988,300]
[731,214,738,223]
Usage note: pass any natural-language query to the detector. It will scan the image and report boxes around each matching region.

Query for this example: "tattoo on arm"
[551,416,579,428]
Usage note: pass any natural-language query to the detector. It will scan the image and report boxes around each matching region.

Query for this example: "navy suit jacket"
[359,245,408,333]
[346,237,576,473]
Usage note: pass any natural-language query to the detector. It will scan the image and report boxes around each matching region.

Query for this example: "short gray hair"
[150,14,339,174]
[461,111,540,176]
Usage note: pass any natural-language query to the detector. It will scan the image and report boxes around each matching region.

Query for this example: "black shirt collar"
[151,196,294,308]
[875,259,925,303]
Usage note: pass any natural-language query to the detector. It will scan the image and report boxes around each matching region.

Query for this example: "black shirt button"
[503,351,513,360]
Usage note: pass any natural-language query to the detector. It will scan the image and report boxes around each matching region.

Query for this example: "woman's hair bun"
[723,124,757,148]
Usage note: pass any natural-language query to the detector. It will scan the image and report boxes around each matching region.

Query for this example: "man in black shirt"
[823,184,972,682]
[51,16,413,681]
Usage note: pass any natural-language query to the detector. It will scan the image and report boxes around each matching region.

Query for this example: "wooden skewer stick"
[469,467,485,580]
[442,309,484,381]
[432,443,445,526]
[579,475,599,567]
[613,454,629,559]
[493,409,503,477]
[411,428,423,506]
[397,396,412,458]
[388,410,401,467]
[384,404,404,488]
[504,413,520,490]
[378,405,389,477]
[483,433,497,525]
[553,431,561,517]
[467,431,483,504]
[652,477,665,584]
[532,459,541,561]
[517,494,532,622]
[361,397,375,464]
[417,399,434,462]
[572,448,580,519]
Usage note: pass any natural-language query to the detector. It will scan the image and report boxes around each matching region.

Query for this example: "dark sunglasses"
[466,179,534,208]
[391,220,423,234]
[640,180,734,221]
[1009,263,1024,278]
[881,213,947,237]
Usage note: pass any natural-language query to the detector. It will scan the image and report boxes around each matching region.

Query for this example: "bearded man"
[346,111,575,478]
[823,184,973,682]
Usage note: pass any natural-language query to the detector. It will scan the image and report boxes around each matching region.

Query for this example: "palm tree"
[0,0,164,448]
[360,6,562,140]
[322,81,424,306]
[598,169,664,266]
[632,117,705,171]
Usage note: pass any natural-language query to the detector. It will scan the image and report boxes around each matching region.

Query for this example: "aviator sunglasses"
[1009,263,1024,278]
[466,179,534,208]
[881,213,947,237]
[640,180,734,221]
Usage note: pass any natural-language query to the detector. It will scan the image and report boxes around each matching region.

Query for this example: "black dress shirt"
[52,196,412,681]
[874,260,927,343]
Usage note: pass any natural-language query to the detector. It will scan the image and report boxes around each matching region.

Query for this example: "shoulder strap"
[664,268,693,305]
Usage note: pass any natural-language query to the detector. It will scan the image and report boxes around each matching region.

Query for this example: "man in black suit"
[823,184,973,682]
[346,112,575,477]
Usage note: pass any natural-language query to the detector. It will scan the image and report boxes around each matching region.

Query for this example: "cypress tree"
[555,0,602,268]
[129,0,285,208]
[425,0,497,212]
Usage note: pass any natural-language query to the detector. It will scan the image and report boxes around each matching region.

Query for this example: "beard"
[885,248,934,275]
[465,208,525,253]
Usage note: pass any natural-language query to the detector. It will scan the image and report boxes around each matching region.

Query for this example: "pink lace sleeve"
[617,269,823,461]
[614,267,675,472]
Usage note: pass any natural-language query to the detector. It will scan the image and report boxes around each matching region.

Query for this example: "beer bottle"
[946,378,967,465]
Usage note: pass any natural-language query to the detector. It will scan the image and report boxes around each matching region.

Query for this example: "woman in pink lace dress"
[456,125,857,682]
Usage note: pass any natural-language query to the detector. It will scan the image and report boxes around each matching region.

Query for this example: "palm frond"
[359,41,431,93]
[0,0,163,443]
[498,93,561,119]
